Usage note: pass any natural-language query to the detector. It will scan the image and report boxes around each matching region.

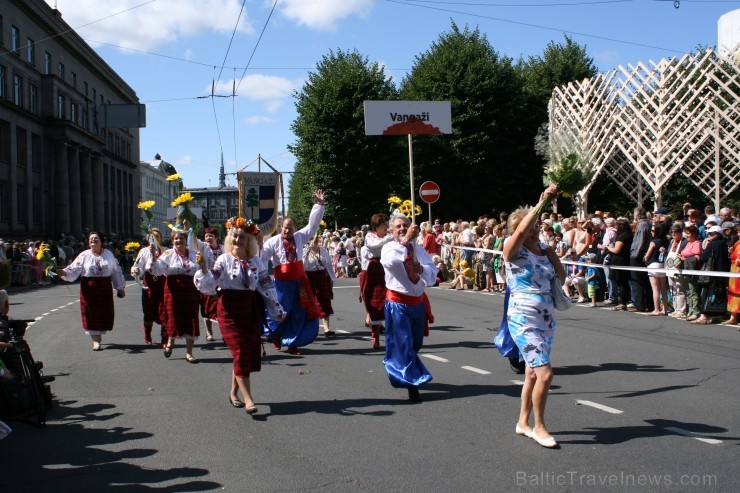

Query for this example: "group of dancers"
[60,189,442,416]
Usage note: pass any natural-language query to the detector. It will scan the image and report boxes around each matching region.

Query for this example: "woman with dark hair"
[131,228,166,346]
[645,221,670,315]
[260,190,325,355]
[691,225,730,325]
[605,218,633,311]
[199,227,222,342]
[148,230,202,363]
[58,232,126,351]
[304,235,336,337]
[360,212,392,349]
[195,218,285,415]
[680,225,703,321]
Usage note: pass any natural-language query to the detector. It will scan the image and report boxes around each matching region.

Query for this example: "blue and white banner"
[238,172,280,235]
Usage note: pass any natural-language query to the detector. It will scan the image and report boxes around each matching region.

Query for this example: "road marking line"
[50,308,58,312]
[336,329,351,334]
[461,366,490,375]
[421,354,449,362]
[576,400,624,414]
[42,312,50,316]
[510,380,525,385]
[35,316,44,321]
[664,427,723,445]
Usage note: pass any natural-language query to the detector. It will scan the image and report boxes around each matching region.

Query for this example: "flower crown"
[225,217,260,236]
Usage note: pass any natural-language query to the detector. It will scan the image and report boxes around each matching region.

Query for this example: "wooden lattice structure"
[549,49,740,215]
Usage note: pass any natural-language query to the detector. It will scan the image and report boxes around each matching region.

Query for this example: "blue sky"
[46,0,739,193]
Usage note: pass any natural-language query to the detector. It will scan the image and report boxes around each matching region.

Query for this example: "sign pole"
[428,202,432,223]
[408,134,416,225]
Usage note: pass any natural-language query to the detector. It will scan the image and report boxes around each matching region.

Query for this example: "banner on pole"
[364,101,452,136]
[237,172,280,236]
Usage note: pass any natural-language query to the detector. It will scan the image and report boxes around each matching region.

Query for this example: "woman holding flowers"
[131,229,166,347]
[260,189,325,355]
[58,232,126,351]
[147,192,203,362]
[195,218,285,415]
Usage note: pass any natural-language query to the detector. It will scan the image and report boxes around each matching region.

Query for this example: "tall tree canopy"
[287,49,402,226]
[400,22,536,217]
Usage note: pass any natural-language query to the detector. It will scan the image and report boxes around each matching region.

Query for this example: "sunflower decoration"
[543,153,594,198]
[124,241,141,252]
[137,200,156,235]
[388,195,402,213]
[35,243,57,279]
[396,199,423,219]
[166,192,198,233]
[166,173,181,182]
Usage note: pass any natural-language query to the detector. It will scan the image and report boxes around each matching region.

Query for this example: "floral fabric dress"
[504,243,556,368]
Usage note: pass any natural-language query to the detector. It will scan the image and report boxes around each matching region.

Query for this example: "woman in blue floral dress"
[503,184,564,449]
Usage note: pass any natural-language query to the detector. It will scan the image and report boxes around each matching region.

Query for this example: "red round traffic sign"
[419,181,440,204]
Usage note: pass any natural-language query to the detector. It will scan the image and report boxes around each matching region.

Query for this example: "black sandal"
[324,330,336,338]
[163,344,173,358]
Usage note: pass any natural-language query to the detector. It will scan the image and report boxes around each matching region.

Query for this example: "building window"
[71,103,78,124]
[83,81,88,97]
[0,182,9,223]
[11,26,20,55]
[44,52,51,74]
[0,65,5,99]
[58,62,64,80]
[71,72,76,88]
[57,94,65,119]
[29,84,37,114]
[16,127,27,168]
[17,185,27,224]
[81,106,88,129]
[26,38,35,64]
[13,74,22,107]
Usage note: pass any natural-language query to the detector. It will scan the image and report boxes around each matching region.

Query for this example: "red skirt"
[362,259,386,322]
[307,270,333,319]
[163,275,200,338]
[218,289,262,377]
[80,276,114,331]
[142,272,165,325]
[200,292,218,320]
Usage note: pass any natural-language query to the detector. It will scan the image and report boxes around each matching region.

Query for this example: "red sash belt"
[387,290,435,336]
[275,261,306,281]
[275,261,318,320]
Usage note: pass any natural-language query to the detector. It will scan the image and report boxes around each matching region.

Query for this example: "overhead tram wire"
[399,0,634,6]
[385,0,685,54]
[235,0,281,94]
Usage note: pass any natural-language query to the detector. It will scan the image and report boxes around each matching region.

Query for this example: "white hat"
[707,225,724,235]
[705,214,721,226]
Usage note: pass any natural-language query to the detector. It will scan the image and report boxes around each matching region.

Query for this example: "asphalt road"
[1,278,738,492]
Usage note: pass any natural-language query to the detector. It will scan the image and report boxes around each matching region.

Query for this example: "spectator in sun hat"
[721,222,738,251]
[449,259,474,290]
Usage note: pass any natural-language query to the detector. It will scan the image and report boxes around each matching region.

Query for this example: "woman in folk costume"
[58,232,126,351]
[198,227,222,342]
[360,213,392,349]
[303,234,336,338]
[148,229,203,363]
[131,228,166,347]
[195,218,285,416]
[260,189,326,355]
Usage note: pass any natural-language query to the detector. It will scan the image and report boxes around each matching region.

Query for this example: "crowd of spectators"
[0,233,140,288]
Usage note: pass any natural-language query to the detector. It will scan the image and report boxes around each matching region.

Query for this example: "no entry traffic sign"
[419,181,440,204]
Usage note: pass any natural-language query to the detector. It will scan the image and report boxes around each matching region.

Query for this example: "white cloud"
[176,155,193,166]
[279,0,374,31]
[46,0,254,51]
[245,115,276,126]
[211,74,301,112]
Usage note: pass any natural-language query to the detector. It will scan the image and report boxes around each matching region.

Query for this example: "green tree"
[400,22,536,217]
[245,187,259,220]
[288,49,403,226]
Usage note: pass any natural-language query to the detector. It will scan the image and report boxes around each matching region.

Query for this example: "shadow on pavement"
[1,399,220,492]
[557,418,737,446]
[555,363,699,376]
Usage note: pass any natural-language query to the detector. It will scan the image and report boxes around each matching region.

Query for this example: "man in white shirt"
[380,214,438,402]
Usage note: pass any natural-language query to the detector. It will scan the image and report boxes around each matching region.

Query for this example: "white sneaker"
[588,303,597,308]
[577,297,587,303]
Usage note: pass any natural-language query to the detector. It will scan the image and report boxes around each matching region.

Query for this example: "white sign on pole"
[363,101,452,136]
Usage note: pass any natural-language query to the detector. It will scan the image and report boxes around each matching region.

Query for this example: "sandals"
[92,342,102,351]
[286,347,302,355]
[205,333,214,342]
[229,397,245,408]
[185,354,198,364]
[648,311,666,316]
[245,405,258,415]
[611,304,626,311]
[690,317,711,325]
[163,343,173,358]
[720,319,738,325]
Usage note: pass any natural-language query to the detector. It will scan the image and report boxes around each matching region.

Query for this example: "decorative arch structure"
[549,49,740,215]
